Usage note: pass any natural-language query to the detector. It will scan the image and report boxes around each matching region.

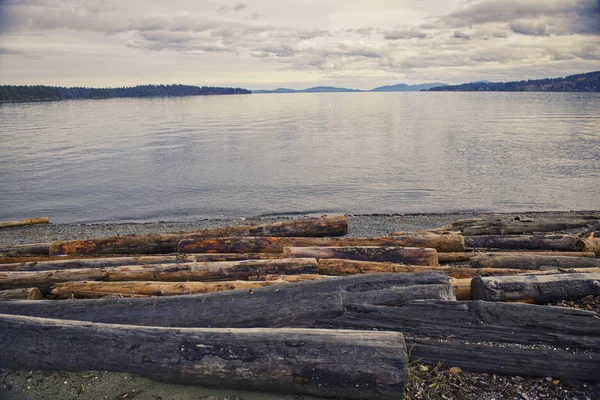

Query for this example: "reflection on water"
[1,92,599,223]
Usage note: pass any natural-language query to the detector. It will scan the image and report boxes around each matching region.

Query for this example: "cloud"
[383,29,428,40]
[453,30,470,40]
[232,2,247,11]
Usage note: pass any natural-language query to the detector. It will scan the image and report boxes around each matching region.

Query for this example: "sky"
[0,0,599,89]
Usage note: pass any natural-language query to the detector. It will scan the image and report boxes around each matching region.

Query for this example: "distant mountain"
[428,71,600,92]
[253,86,360,93]
[370,82,448,92]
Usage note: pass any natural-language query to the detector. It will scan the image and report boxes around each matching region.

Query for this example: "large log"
[0,314,407,400]
[0,253,284,271]
[438,251,596,263]
[582,236,600,256]
[432,214,600,235]
[0,288,42,300]
[470,254,600,270]
[179,235,462,254]
[327,300,600,380]
[0,217,49,229]
[449,278,471,300]
[317,258,526,278]
[49,215,348,256]
[0,272,453,327]
[464,234,586,251]
[0,258,319,291]
[0,243,51,257]
[283,247,439,266]
[471,273,600,303]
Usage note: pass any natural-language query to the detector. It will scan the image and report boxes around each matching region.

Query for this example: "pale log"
[387,233,465,252]
[0,253,284,271]
[582,237,600,255]
[464,234,585,251]
[470,254,600,270]
[0,272,453,327]
[432,214,600,235]
[0,258,318,291]
[438,251,596,263]
[261,274,332,282]
[0,217,49,229]
[0,287,42,300]
[49,215,348,256]
[471,273,600,303]
[283,246,439,266]
[0,314,406,400]
[449,278,471,300]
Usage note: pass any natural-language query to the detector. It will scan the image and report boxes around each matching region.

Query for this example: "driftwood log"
[48,215,348,256]
[471,273,600,303]
[470,254,600,270]
[449,278,471,300]
[0,243,51,257]
[0,217,49,229]
[283,246,438,266]
[0,287,42,300]
[464,234,586,252]
[0,258,318,291]
[0,314,407,400]
[432,214,600,235]
[438,251,596,263]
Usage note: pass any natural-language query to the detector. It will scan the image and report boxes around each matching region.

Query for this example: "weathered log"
[0,272,453,327]
[261,274,332,282]
[0,243,51,257]
[0,287,42,300]
[438,251,596,263]
[0,258,318,291]
[470,254,600,270]
[49,215,348,256]
[317,259,526,278]
[50,280,296,298]
[179,235,461,254]
[0,217,49,229]
[471,273,600,303]
[283,247,439,266]
[449,278,471,300]
[432,214,600,235]
[0,255,85,264]
[0,253,284,271]
[464,234,586,251]
[582,236,600,256]
[0,314,407,400]
[326,300,600,380]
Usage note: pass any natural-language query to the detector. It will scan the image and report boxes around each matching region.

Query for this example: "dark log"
[0,243,51,257]
[438,251,596,263]
[432,214,600,235]
[0,288,42,300]
[464,234,586,251]
[0,253,284,271]
[0,314,407,400]
[0,258,318,291]
[470,254,600,270]
[49,215,348,256]
[0,217,49,229]
[283,247,439,266]
[0,272,452,327]
[326,300,600,380]
[471,273,600,303]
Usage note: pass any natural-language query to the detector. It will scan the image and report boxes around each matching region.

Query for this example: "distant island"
[0,84,251,103]
[428,71,600,92]
[253,82,448,94]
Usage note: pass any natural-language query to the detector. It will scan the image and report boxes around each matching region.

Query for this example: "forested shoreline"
[0,84,251,103]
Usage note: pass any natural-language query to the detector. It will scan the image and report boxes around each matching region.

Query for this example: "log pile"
[0,213,599,397]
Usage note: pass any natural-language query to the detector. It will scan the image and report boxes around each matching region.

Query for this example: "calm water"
[1,92,599,223]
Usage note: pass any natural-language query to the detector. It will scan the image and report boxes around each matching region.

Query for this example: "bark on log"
[582,237,600,256]
[49,215,348,256]
[438,251,596,263]
[0,217,49,229]
[470,254,600,270]
[50,280,296,298]
[283,247,439,266]
[0,253,284,271]
[179,235,462,254]
[0,272,453,327]
[0,258,318,291]
[0,314,407,400]
[432,214,600,235]
[464,234,585,251]
[0,243,51,257]
[327,300,600,380]
[317,259,526,278]
[449,278,471,300]
[0,287,42,300]
[471,273,600,303]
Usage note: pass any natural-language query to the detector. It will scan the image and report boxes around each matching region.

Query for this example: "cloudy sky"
[0,0,599,89]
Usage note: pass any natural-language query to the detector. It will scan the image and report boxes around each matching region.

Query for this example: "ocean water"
[1,92,599,223]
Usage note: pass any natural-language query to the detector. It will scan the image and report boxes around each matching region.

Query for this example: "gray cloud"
[384,29,428,40]
[509,20,548,36]
[453,30,470,40]
[233,2,248,11]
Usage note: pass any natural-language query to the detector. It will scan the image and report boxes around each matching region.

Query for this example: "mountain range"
[252,82,448,93]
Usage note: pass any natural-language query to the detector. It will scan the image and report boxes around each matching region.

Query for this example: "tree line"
[0,84,251,102]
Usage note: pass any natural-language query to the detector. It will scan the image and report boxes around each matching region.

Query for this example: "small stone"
[553,379,560,385]
[449,367,463,375]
